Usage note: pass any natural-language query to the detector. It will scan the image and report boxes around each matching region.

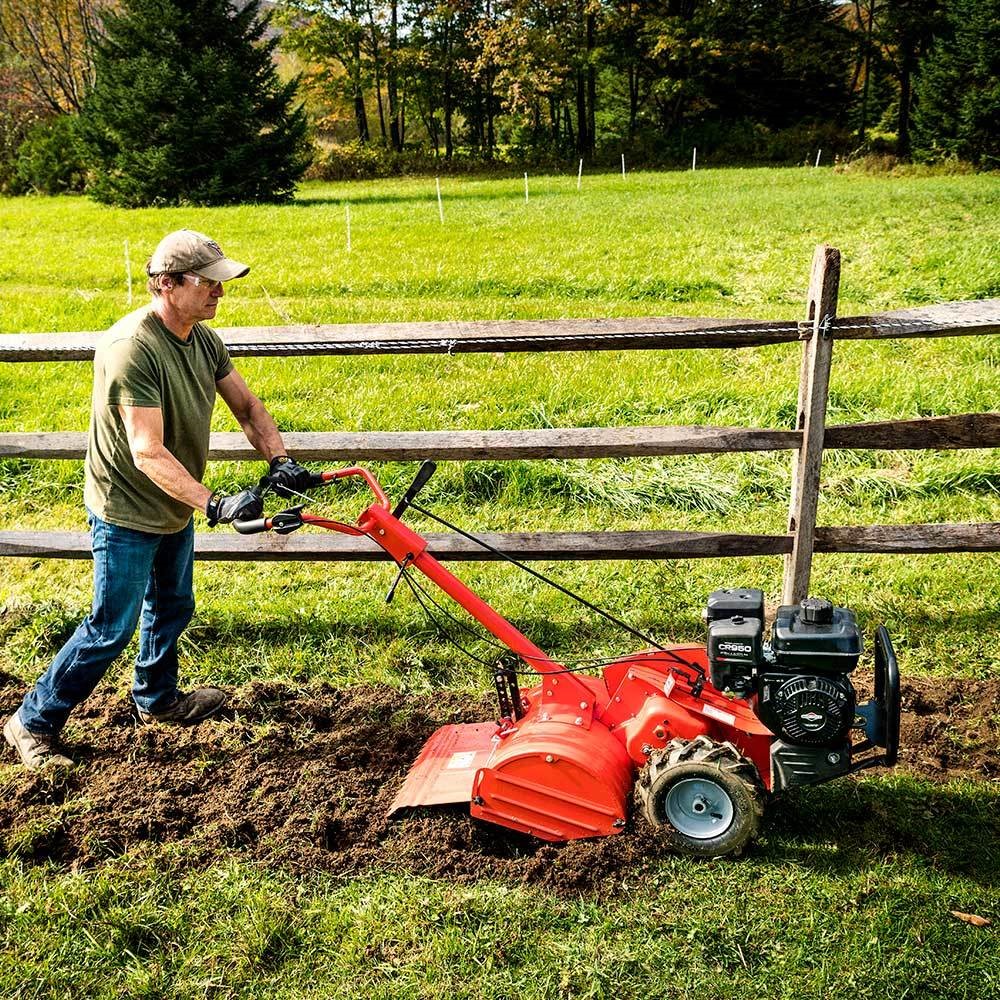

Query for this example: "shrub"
[14,116,87,195]
[305,141,501,181]
[305,141,406,181]
[834,153,975,176]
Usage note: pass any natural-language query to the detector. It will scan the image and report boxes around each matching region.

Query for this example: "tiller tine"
[387,722,498,815]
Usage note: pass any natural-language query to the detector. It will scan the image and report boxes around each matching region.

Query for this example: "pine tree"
[912,0,1000,168]
[79,0,311,206]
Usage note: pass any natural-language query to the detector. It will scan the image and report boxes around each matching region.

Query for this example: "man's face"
[166,272,225,322]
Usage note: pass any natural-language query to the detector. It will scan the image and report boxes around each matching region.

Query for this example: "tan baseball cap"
[146,229,250,281]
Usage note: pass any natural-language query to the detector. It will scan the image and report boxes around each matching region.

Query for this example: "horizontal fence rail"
[827,300,1000,341]
[4,413,1000,462]
[1,299,997,362]
[3,246,999,605]
[2,522,998,562]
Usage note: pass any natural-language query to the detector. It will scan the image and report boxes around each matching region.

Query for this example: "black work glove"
[206,489,264,527]
[267,454,312,498]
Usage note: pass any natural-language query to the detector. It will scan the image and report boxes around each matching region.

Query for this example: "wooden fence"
[2,245,999,605]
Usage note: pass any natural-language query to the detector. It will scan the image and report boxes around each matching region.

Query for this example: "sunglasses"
[184,273,223,290]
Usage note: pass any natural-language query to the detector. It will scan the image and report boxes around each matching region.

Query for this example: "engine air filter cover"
[706,588,765,624]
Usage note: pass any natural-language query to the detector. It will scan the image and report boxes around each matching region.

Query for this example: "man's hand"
[206,489,264,526]
[267,455,312,498]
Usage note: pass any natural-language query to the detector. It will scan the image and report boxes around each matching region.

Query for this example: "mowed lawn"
[1,168,999,997]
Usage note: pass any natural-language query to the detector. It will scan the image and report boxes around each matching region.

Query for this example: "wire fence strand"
[1,310,998,359]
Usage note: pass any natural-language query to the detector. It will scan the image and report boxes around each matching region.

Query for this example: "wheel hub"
[664,777,735,839]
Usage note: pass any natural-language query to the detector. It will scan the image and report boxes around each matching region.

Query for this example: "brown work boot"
[3,713,74,770]
[136,688,227,725]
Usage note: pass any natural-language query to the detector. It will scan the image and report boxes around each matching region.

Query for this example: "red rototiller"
[235,462,900,857]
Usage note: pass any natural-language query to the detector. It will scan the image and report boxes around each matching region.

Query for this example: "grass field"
[1,167,999,997]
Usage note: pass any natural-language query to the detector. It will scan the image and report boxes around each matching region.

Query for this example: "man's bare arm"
[215,369,286,462]
[119,405,213,513]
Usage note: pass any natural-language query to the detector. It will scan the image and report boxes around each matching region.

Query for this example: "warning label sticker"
[446,751,478,770]
[702,704,737,727]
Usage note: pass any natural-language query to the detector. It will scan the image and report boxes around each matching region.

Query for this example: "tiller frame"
[236,462,900,856]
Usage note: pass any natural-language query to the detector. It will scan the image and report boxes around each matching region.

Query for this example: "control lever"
[271,505,306,535]
[392,460,437,519]
[259,471,327,495]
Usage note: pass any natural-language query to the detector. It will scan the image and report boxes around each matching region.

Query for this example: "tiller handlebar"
[236,462,569,681]
[234,466,389,535]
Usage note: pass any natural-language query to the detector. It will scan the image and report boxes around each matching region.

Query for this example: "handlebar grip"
[234,517,270,535]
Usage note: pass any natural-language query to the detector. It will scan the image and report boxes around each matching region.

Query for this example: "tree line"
[273,0,999,166]
[0,0,996,205]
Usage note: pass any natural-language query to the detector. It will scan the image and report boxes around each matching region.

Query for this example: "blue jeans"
[18,510,195,735]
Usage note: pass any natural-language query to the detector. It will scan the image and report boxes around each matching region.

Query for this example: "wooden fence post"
[782,245,840,605]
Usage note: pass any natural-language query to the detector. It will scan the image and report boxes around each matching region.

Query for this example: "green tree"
[276,0,372,144]
[481,0,583,158]
[407,0,476,160]
[79,0,311,206]
[873,0,942,158]
[912,0,1000,167]
[620,1,853,156]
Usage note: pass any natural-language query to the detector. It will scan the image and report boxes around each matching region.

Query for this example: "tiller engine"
[236,462,900,857]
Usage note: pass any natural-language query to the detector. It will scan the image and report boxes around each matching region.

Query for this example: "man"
[4,229,311,770]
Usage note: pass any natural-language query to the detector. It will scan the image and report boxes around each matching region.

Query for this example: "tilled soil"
[1,672,997,892]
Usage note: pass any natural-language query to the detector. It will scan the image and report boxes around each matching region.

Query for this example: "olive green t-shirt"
[83,305,234,533]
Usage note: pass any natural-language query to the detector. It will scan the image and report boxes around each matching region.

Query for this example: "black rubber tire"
[635,735,764,858]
